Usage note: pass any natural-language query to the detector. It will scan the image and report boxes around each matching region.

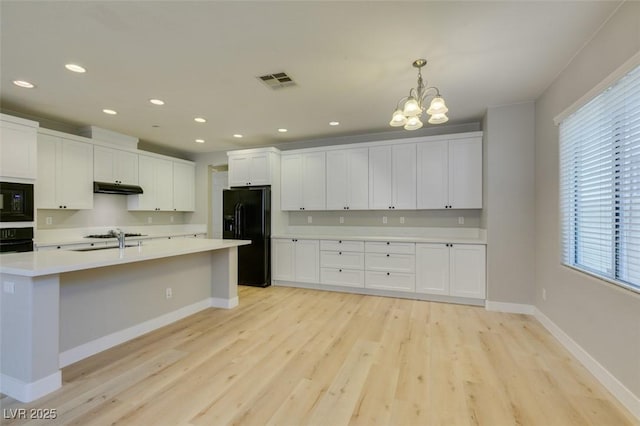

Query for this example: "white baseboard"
[534,308,640,420]
[59,298,214,367]
[211,296,238,309]
[485,301,535,315]
[0,371,61,403]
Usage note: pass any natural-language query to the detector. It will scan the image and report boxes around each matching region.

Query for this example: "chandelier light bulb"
[402,97,421,117]
[404,115,423,131]
[427,96,449,115]
[389,109,407,127]
[428,113,449,124]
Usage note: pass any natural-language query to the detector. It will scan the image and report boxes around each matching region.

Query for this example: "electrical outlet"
[458,216,464,225]
[170,215,174,223]
[307,216,312,224]
[45,216,53,225]
[3,281,15,294]
[165,288,173,299]
[339,216,344,224]
[400,216,405,224]
[542,288,547,301]
[382,216,388,224]
[147,217,153,224]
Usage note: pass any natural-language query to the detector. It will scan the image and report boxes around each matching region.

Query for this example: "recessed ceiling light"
[65,64,86,73]
[233,134,243,138]
[149,99,165,105]
[195,139,205,143]
[194,117,207,123]
[329,121,340,126]
[103,109,117,115]
[278,128,288,133]
[152,125,160,128]
[13,80,35,88]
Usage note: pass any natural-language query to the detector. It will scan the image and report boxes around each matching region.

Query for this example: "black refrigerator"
[222,186,271,287]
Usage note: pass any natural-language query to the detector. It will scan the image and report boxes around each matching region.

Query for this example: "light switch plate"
[382,216,388,224]
[3,281,15,294]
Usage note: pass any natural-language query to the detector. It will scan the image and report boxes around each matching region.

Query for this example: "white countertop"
[271,234,486,244]
[0,238,250,277]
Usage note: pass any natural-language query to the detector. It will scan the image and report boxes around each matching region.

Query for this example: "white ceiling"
[0,1,621,155]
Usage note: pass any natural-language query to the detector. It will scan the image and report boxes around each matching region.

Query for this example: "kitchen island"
[0,238,249,403]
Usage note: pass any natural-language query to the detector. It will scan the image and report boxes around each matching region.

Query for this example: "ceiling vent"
[257,72,296,90]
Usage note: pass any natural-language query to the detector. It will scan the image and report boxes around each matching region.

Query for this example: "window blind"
[560,63,640,293]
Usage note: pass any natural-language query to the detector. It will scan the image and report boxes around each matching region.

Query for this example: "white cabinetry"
[326,148,368,210]
[416,243,486,299]
[281,152,326,211]
[272,238,319,283]
[368,144,416,210]
[227,148,278,187]
[417,137,482,209]
[172,161,195,211]
[0,114,39,180]
[364,241,415,291]
[320,240,365,287]
[93,146,138,185]
[128,155,173,211]
[37,132,93,210]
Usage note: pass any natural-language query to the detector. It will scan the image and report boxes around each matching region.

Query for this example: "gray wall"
[484,102,536,304]
[534,1,640,398]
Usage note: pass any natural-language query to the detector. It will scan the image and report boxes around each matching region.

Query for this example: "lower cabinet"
[416,243,486,299]
[364,242,416,291]
[272,238,319,283]
[320,240,365,288]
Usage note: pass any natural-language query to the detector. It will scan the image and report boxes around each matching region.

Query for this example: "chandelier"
[389,59,449,130]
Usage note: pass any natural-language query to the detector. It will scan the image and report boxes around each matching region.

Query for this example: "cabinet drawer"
[320,251,364,269]
[365,271,415,292]
[365,241,415,254]
[321,268,365,288]
[320,239,364,252]
[365,253,415,273]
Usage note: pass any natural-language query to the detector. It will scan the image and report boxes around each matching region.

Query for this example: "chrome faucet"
[115,228,125,249]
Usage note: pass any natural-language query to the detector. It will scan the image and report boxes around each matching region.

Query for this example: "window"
[560,63,640,293]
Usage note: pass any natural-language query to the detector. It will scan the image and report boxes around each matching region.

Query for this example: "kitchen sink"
[72,244,139,252]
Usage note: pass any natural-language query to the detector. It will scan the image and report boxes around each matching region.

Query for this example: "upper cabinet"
[227,148,279,187]
[94,145,138,185]
[128,155,173,211]
[37,132,94,210]
[369,143,416,210]
[281,152,326,211]
[417,136,482,209]
[172,161,195,212]
[326,147,368,210]
[0,114,39,180]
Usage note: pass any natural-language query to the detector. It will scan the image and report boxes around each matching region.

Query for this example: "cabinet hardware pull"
[386,242,390,245]
[386,254,389,257]
[339,252,342,255]
[386,272,390,276]
[339,269,342,272]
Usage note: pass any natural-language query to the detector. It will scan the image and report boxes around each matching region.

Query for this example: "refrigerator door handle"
[234,203,241,238]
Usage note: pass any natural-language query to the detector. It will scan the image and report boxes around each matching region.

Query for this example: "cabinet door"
[449,137,482,209]
[281,155,302,210]
[450,244,486,299]
[248,153,270,186]
[60,139,93,209]
[0,121,38,179]
[36,134,58,208]
[272,239,295,281]
[417,140,448,209]
[392,143,416,209]
[173,162,195,211]
[155,158,174,211]
[93,146,116,182]
[326,150,348,210]
[116,150,139,185]
[347,148,369,210]
[295,239,320,283]
[415,243,450,295]
[133,155,157,210]
[302,152,326,210]
[368,146,392,209]
[228,155,251,187]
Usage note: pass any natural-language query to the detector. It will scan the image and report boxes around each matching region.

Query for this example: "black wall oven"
[0,182,34,222]
[0,227,33,253]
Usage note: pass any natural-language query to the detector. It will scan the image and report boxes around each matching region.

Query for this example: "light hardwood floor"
[1,286,637,425]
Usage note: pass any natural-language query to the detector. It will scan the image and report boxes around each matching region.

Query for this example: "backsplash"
[36,194,188,229]
[287,209,481,228]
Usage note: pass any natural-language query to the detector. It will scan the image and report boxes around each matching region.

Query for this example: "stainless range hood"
[93,181,143,195]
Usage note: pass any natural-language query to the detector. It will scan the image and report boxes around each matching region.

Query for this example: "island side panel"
[59,252,212,356]
[210,246,238,308]
[0,273,61,402]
